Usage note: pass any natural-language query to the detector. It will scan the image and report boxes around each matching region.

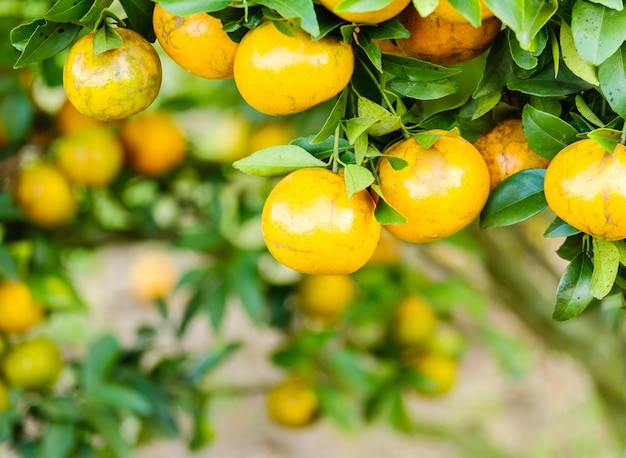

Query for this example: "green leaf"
[93,23,123,55]
[370,184,407,225]
[357,97,402,136]
[87,383,153,415]
[521,104,580,160]
[311,88,348,144]
[316,384,358,431]
[479,328,532,378]
[229,252,265,324]
[89,413,132,458]
[590,238,620,299]
[507,63,594,96]
[387,78,458,100]
[357,32,383,72]
[0,245,17,281]
[560,20,599,86]
[414,0,439,17]
[45,0,92,22]
[10,19,46,52]
[507,29,539,70]
[157,0,232,14]
[571,0,626,66]
[187,342,241,382]
[413,130,445,149]
[119,0,156,42]
[343,164,375,198]
[334,0,393,13]
[544,217,580,238]
[82,334,121,388]
[483,0,558,50]
[473,31,514,98]
[382,54,461,81]
[258,0,320,37]
[553,252,595,321]
[598,45,626,118]
[27,273,85,311]
[13,21,81,68]
[233,145,326,176]
[574,95,604,127]
[345,117,377,144]
[39,423,76,458]
[363,19,409,40]
[587,128,622,153]
[480,168,547,228]
[447,0,483,27]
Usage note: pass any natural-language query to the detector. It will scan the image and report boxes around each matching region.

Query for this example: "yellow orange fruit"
[544,139,626,241]
[412,352,458,396]
[56,98,107,135]
[266,377,318,427]
[319,0,411,24]
[120,111,187,176]
[129,252,178,304]
[396,7,501,65]
[234,21,354,116]
[262,168,381,275]
[15,163,76,228]
[392,296,437,347]
[473,119,550,190]
[297,274,357,320]
[377,131,490,243]
[3,337,63,390]
[56,127,124,186]
[249,121,296,154]
[0,281,44,335]
[153,3,238,79]
[63,28,162,121]
[366,228,401,266]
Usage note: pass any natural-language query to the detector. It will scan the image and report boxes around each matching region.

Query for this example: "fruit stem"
[332,124,340,174]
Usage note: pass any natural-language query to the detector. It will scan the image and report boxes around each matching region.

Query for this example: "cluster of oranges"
[265,272,464,427]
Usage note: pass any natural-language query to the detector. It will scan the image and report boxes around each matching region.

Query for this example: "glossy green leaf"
[483,0,558,50]
[357,97,402,136]
[344,164,375,198]
[93,22,124,55]
[358,33,383,72]
[413,0,439,17]
[10,19,46,52]
[258,0,320,37]
[87,383,153,415]
[387,78,458,100]
[544,217,580,238]
[560,20,599,86]
[119,0,156,42]
[473,31,514,98]
[508,29,539,69]
[590,238,620,299]
[370,184,407,225]
[522,105,580,160]
[413,130,445,149]
[574,95,604,127]
[382,55,461,81]
[187,342,242,382]
[480,168,547,228]
[233,145,326,176]
[335,0,393,13]
[79,0,115,27]
[158,0,243,14]
[82,334,121,388]
[598,45,626,118]
[345,117,377,144]
[447,0,483,27]
[507,64,594,96]
[44,0,92,22]
[13,21,81,68]
[311,89,348,144]
[587,128,622,153]
[553,252,595,321]
[571,0,626,65]
[364,19,409,40]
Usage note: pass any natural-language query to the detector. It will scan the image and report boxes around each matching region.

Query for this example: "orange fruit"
[63,28,162,121]
[392,296,437,347]
[120,111,187,176]
[234,21,354,116]
[318,0,411,24]
[248,121,296,154]
[297,274,357,320]
[262,168,381,275]
[0,281,44,335]
[3,337,63,390]
[434,0,494,23]
[193,112,250,163]
[266,377,318,427]
[153,3,238,79]
[377,131,490,243]
[373,39,406,56]
[15,163,77,228]
[56,127,124,186]
[412,352,458,396]
[366,228,401,266]
[129,252,178,304]
[544,139,626,241]
[473,118,550,191]
[396,7,501,65]
[56,98,107,135]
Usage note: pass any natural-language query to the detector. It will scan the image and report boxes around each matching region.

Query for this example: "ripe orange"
[297,274,357,320]
[544,139,626,241]
[266,377,318,427]
[434,0,494,23]
[248,121,296,154]
[412,352,458,396]
[391,296,437,347]
[15,163,77,228]
[193,112,250,163]
[153,3,238,79]
[63,28,162,121]
[366,228,401,266]
[262,168,381,275]
[3,337,63,390]
[0,281,44,335]
[318,0,411,24]
[120,111,187,176]
[473,118,550,190]
[234,21,354,116]
[56,98,107,135]
[129,251,178,304]
[373,39,406,56]
[56,127,124,186]
[377,131,490,243]
[396,7,501,65]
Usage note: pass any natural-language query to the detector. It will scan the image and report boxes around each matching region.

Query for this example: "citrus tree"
[1,0,626,456]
